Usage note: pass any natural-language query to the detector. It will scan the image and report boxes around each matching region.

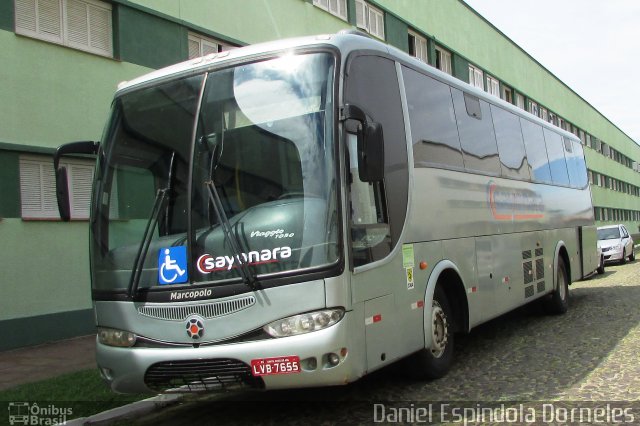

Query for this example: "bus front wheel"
[406,285,454,379]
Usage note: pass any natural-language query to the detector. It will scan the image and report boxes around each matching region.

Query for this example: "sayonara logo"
[197,246,292,273]
[487,181,545,221]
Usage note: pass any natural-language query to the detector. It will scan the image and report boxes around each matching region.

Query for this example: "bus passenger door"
[343,54,414,371]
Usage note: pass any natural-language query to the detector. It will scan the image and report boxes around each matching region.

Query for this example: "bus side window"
[451,89,501,175]
[521,118,552,184]
[491,104,531,181]
[347,132,391,265]
[401,66,464,170]
[543,128,570,186]
[565,138,588,189]
[344,54,408,267]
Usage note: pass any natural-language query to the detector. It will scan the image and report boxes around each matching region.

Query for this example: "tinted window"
[491,105,530,180]
[565,138,588,188]
[451,89,501,175]
[402,66,463,169]
[521,118,552,183]
[346,55,409,265]
[543,128,570,186]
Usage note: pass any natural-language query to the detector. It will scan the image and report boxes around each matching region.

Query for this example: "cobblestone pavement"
[130,260,640,425]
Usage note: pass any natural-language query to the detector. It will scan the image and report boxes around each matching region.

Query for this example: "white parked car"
[597,224,635,264]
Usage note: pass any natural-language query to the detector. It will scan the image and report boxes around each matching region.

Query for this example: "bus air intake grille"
[524,285,534,299]
[522,250,532,260]
[523,261,533,284]
[535,248,544,257]
[144,358,264,392]
[537,281,545,293]
[137,296,256,321]
[536,259,545,280]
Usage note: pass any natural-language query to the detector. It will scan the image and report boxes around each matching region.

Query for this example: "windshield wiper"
[127,187,169,297]
[204,180,258,290]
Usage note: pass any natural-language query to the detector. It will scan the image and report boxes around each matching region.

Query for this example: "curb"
[66,394,183,425]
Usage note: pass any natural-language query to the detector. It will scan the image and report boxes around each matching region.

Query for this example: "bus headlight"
[264,309,345,338]
[98,327,137,347]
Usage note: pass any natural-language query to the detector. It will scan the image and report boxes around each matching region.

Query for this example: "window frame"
[188,32,230,59]
[468,64,484,90]
[408,29,428,63]
[435,45,452,75]
[355,0,385,40]
[19,154,95,220]
[486,75,500,97]
[312,0,348,21]
[14,0,113,58]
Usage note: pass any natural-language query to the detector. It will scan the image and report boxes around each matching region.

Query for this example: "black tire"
[630,249,635,262]
[546,258,569,314]
[405,285,454,379]
[597,256,605,275]
[621,250,627,265]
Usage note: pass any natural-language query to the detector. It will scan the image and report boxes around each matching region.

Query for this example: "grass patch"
[0,369,148,420]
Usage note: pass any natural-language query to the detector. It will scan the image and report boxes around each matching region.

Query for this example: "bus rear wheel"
[406,285,454,379]
[545,258,569,314]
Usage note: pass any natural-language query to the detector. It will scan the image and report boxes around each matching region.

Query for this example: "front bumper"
[602,247,624,262]
[96,311,363,394]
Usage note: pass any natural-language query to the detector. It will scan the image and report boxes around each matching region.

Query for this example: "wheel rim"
[431,300,448,358]
[558,266,567,301]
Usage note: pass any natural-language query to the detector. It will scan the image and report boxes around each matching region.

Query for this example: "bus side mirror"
[342,104,385,182]
[358,122,384,182]
[53,141,100,222]
[55,166,71,222]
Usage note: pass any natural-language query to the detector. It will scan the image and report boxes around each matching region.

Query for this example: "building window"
[187,32,233,59]
[540,107,548,122]
[501,85,513,103]
[19,155,95,220]
[313,0,347,21]
[529,101,539,117]
[408,30,428,63]
[468,64,484,89]
[15,0,113,57]
[516,93,525,110]
[355,0,384,39]
[486,75,499,97]
[435,45,452,75]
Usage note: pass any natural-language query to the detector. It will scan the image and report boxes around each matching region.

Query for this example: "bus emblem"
[186,316,205,339]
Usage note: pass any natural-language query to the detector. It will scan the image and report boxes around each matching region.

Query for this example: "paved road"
[130,260,640,425]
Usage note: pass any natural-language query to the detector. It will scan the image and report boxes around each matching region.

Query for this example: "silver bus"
[54,31,598,393]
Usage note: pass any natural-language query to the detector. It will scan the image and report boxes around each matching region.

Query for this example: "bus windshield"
[91,53,339,293]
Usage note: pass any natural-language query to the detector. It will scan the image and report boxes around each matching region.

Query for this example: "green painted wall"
[0,0,12,31]
[0,220,92,321]
[116,5,187,69]
[0,309,94,350]
[0,150,20,218]
[0,32,150,148]
[384,13,408,53]
[129,0,353,44]
[452,53,470,84]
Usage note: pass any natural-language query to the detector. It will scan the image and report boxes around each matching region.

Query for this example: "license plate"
[250,356,301,376]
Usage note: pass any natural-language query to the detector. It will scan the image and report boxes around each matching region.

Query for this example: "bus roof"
[115,31,579,142]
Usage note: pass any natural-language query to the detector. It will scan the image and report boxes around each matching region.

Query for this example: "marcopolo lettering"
[197,246,292,274]
[170,289,212,301]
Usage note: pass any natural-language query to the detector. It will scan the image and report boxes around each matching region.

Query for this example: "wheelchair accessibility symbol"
[158,246,188,284]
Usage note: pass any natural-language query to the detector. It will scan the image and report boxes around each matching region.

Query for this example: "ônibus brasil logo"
[197,246,292,273]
